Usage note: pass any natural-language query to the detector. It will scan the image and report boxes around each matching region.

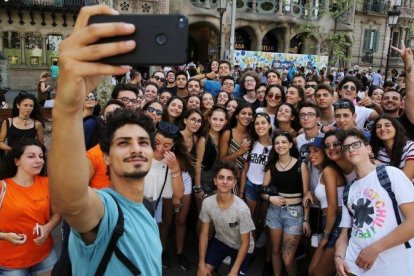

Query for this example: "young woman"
[274,102,300,138]
[261,131,310,276]
[0,138,60,275]
[240,113,273,218]
[306,137,345,276]
[83,92,100,150]
[159,89,172,106]
[162,109,204,271]
[37,71,51,106]
[256,84,286,131]
[201,92,214,118]
[187,95,201,110]
[143,82,159,104]
[368,86,384,105]
[162,97,185,125]
[0,92,44,152]
[220,103,253,194]
[143,100,164,125]
[216,91,229,107]
[286,85,305,109]
[370,114,414,181]
[225,99,238,119]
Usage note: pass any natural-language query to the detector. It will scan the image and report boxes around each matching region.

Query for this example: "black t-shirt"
[398,113,414,140]
[165,86,177,96]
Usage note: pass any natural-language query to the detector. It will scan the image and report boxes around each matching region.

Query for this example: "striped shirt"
[378,140,414,170]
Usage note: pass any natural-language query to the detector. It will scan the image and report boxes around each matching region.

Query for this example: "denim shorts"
[0,249,57,276]
[266,203,303,235]
[245,178,262,201]
[205,237,252,275]
[322,212,341,248]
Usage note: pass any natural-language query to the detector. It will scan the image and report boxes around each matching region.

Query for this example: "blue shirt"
[69,189,162,276]
[204,80,242,99]
[50,65,59,78]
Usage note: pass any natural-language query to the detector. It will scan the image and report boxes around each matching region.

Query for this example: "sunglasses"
[305,84,317,89]
[158,121,179,135]
[255,112,271,121]
[85,96,96,101]
[342,84,356,91]
[267,92,282,100]
[153,76,166,82]
[333,101,352,110]
[322,141,342,150]
[147,106,163,116]
[341,140,366,152]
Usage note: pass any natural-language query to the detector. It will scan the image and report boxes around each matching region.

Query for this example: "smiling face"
[381,91,402,114]
[222,79,235,94]
[145,102,163,124]
[184,112,202,134]
[202,93,214,109]
[144,84,158,102]
[218,63,230,77]
[187,80,201,96]
[299,107,318,130]
[154,133,174,160]
[209,109,227,133]
[106,124,153,180]
[217,91,229,106]
[277,104,294,123]
[17,98,34,117]
[84,92,97,109]
[371,89,384,104]
[244,76,257,91]
[334,108,356,130]
[226,100,238,118]
[323,135,342,161]
[307,145,324,168]
[167,98,184,119]
[15,145,45,176]
[267,72,280,85]
[340,81,357,100]
[214,168,236,193]
[254,116,271,137]
[266,86,283,108]
[211,61,219,72]
[375,118,396,142]
[343,136,371,165]
[286,87,302,106]
[236,107,253,127]
[273,135,292,156]
[159,92,172,106]
[256,86,266,102]
[187,96,201,109]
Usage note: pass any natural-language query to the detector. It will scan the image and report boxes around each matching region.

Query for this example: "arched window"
[46,34,63,66]
[25,32,43,66]
[3,31,21,65]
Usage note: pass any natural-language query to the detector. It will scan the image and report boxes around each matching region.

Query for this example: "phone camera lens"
[155,33,167,46]
[178,17,186,29]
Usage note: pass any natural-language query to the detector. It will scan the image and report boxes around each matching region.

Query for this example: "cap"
[305,137,324,149]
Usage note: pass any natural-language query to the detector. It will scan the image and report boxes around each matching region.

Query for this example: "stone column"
[284,28,290,52]
[256,33,263,52]
[252,0,257,13]
[20,34,25,65]
[42,35,47,66]
[400,27,407,47]
[0,33,3,51]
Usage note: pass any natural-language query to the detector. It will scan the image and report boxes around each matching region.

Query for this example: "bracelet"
[334,254,343,260]
[171,173,180,178]
[193,185,203,193]
[303,217,309,223]
[267,195,271,203]
[204,73,207,78]
[170,170,180,175]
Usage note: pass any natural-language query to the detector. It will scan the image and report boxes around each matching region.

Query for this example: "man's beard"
[123,170,149,180]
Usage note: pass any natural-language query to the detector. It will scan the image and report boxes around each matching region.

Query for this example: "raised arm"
[48,5,134,234]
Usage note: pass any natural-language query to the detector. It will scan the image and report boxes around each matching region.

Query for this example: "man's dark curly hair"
[100,109,156,154]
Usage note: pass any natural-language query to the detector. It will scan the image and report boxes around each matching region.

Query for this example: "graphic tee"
[339,167,414,275]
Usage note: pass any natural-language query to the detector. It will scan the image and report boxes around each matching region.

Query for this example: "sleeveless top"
[314,173,345,209]
[228,129,245,169]
[269,159,303,195]
[202,135,218,171]
[37,81,47,103]
[7,118,37,147]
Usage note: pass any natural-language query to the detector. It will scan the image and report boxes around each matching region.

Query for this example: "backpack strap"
[342,181,352,218]
[376,165,411,249]
[95,193,141,276]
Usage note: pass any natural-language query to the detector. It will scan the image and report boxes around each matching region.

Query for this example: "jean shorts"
[322,212,341,248]
[266,203,303,235]
[245,178,262,201]
[0,249,57,276]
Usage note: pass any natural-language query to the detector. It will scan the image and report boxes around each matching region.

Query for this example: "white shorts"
[183,171,192,195]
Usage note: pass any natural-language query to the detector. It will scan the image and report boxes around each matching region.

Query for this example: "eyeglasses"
[342,84,356,91]
[341,141,366,152]
[153,76,166,82]
[117,97,139,105]
[147,106,163,116]
[189,117,202,125]
[158,121,179,135]
[299,112,316,119]
[333,101,351,110]
[322,141,342,150]
[85,96,96,101]
[222,82,234,87]
[305,84,317,89]
[245,79,256,83]
[267,92,281,100]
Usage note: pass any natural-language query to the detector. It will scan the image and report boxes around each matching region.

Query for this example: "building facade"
[0,0,413,90]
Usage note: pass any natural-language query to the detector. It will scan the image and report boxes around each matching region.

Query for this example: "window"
[363,29,379,52]
[46,34,63,65]
[3,31,21,65]
[25,32,43,66]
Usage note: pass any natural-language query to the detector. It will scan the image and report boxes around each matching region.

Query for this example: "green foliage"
[409,23,414,36]
[329,0,356,18]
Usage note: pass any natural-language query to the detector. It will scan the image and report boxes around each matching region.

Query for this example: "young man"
[198,161,255,276]
[380,89,403,118]
[335,129,414,276]
[49,5,161,275]
[296,102,324,152]
[304,78,318,103]
[315,83,336,133]
[175,70,189,98]
[111,83,140,110]
[221,76,236,98]
[187,78,201,96]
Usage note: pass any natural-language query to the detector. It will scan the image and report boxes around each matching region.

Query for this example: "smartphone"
[88,14,188,65]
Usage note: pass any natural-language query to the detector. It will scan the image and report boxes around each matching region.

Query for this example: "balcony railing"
[363,0,389,14]
[0,0,97,10]
[399,6,414,19]
[190,0,323,21]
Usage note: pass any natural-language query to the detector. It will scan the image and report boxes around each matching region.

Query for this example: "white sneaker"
[222,256,231,265]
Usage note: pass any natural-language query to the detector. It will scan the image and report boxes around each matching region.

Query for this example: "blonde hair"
[40,71,49,78]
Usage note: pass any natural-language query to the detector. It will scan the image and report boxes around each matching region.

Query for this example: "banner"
[233,50,329,70]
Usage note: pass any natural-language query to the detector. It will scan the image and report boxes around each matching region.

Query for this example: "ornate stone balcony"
[0,0,96,11]
[362,0,390,14]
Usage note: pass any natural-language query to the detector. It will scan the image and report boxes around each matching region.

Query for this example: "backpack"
[343,165,411,249]
[52,193,141,276]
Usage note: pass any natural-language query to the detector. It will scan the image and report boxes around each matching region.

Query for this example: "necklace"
[18,116,30,126]
[277,157,293,171]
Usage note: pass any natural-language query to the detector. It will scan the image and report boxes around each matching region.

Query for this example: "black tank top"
[269,159,303,195]
[7,118,37,147]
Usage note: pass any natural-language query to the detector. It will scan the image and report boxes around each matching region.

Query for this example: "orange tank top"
[86,144,111,189]
[0,176,53,268]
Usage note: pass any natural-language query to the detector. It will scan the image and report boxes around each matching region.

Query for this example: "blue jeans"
[266,203,303,235]
[245,178,262,201]
[0,250,57,276]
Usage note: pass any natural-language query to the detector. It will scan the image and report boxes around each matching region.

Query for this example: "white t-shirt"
[246,141,272,185]
[355,105,373,129]
[339,166,414,275]
[144,159,172,200]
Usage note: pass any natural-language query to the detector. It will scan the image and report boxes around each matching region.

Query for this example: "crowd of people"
[1,5,414,276]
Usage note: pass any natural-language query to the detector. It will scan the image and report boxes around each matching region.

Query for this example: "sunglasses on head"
[158,121,179,135]
[333,101,351,110]
[147,106,163,116]
[153,76,166,82]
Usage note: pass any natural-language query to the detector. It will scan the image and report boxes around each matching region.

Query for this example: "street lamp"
[385,4,401,81]
[217,0,228,60]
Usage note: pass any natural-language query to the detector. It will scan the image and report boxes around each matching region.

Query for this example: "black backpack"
[52,193,141,275]
[343,165,411,249]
